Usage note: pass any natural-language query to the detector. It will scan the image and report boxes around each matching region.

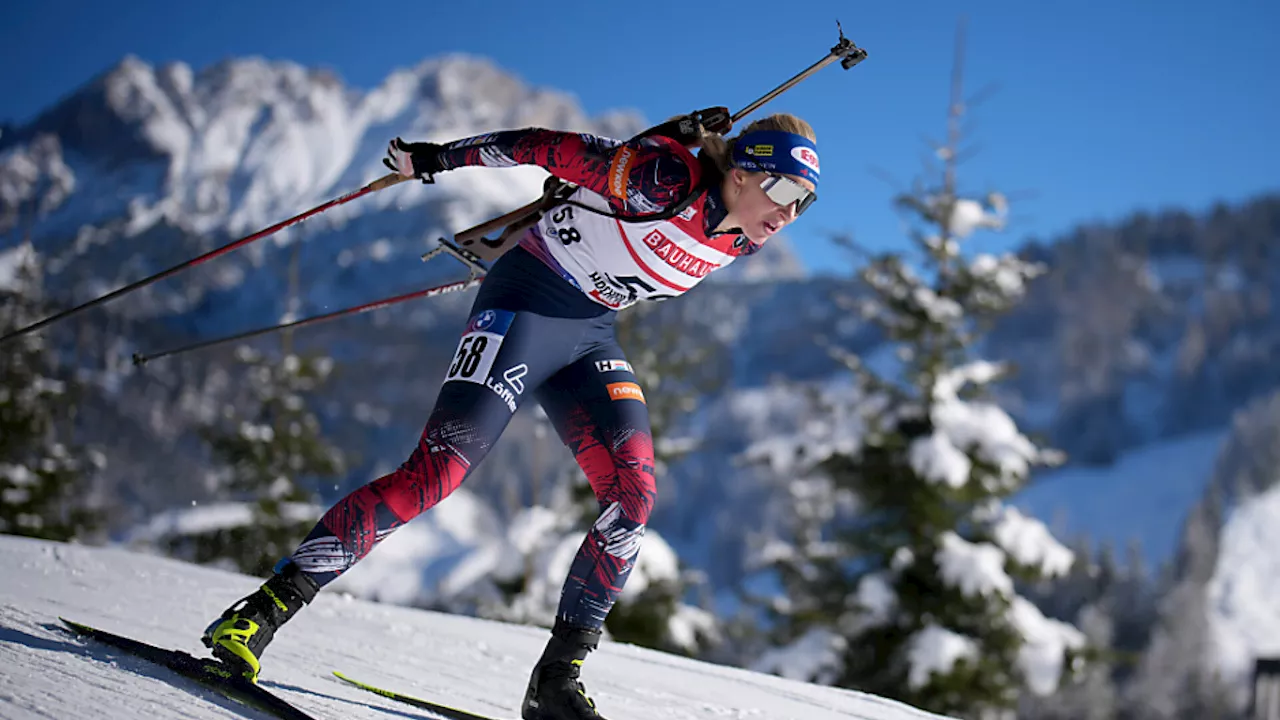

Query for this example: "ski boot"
[521,620,606,720]
[201,559,319,682]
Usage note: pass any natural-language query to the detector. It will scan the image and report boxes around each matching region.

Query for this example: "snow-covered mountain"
[6,53,1280,682]
[0,54,658,321]
[0,533,955,720]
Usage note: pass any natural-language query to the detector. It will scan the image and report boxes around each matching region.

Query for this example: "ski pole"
[0,172,411,347]
[131,274,482,366]
[732,21,867,123]
[130,238,488,365]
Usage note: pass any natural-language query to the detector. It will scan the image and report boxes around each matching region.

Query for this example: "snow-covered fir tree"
[153,344,345,576]
[747,29,1085,719]
[0,242,105,541]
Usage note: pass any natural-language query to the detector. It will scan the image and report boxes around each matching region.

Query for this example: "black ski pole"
[0,172,410,347]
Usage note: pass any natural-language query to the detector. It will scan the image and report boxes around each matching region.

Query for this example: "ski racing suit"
[288,128,758,631]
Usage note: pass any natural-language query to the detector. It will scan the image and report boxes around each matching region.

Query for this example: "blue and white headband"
[730,130,820,186]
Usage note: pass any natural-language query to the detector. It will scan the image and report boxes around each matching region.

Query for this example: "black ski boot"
[521,620,606,720]
[201,559,319,682]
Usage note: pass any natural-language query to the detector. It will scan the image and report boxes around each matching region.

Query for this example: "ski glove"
[637,106,733,148]
[693,106,733,136]
[384,138,445,183]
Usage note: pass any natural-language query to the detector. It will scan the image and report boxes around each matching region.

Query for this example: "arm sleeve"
[434,129,696,216]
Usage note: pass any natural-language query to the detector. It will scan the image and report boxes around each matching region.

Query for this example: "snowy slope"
[1013,428,1226,566]
[0,535,955,720]
[1206,481,1280,694]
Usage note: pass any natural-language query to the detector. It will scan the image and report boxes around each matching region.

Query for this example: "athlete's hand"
[694,106,732,136]
[384,138,445,183]
[637,107,733,149]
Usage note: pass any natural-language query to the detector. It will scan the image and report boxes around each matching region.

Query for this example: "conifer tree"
[161,244,345,575]
[0,243,105,541]
[753,22,1085,718]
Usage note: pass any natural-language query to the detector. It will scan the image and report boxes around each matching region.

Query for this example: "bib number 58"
[445,331,503,384]
[448,336,490,380]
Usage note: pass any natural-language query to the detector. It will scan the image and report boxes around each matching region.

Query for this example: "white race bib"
[444,309,513,385]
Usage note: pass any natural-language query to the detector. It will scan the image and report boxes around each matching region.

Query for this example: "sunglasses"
[759,174,817,216]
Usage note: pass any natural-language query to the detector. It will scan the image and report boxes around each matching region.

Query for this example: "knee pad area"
[590,501,647,563]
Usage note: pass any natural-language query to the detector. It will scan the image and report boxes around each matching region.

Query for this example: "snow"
[1142,256,1205,291]
[1013,428,1226,566]
[625,530,681,595]
[906,625,978,689]
[935,531,1013,599]
[941,195,1006,240]
[929,532,1082,695]
[968,253,1044,301]
[238,421,276,442]
[987,505,1074,578]
[743,381,878,478]
[849,573,897,633]
[325,489,514,608]
[368,238,393,261]
[752,627,850,686]
[1206,481,1280,693]
[0,534,956,720]
[0,242,36,291]
[125,501,325,543]
[0,134,75,229]
[908,431,972,488]
[1008,596,1085,696]
[926,362,1052,491]
[910,286,963,323]
[1,465,36,488]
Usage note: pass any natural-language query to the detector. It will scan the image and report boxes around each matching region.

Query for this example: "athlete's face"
[725,169,816,243]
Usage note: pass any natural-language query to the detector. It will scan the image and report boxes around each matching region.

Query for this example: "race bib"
[444,309,514,385]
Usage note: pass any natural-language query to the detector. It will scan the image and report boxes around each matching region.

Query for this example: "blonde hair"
[699,113,817,174]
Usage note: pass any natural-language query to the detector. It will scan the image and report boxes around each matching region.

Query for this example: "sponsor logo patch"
[608,146,636,199]
[607,381,646,404]
[503,364,528,394]
[486,378,517,413]
[641,230,720,279]
[595,359,634,374]
[588,272,629,309]
[792,146,820,173]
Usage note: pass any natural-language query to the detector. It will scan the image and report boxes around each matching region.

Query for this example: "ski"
[333,670,510,720]
[60,617,320,720]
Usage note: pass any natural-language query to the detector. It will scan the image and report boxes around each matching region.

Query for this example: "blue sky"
[2,0,1276,274]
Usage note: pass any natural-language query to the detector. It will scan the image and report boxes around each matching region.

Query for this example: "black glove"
[636,106,733,148]
[383,137,446,183]
[691,106,733,136]
[637,105,732,146]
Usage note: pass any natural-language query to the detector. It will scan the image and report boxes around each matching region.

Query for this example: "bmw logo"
[475,310,496,330]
